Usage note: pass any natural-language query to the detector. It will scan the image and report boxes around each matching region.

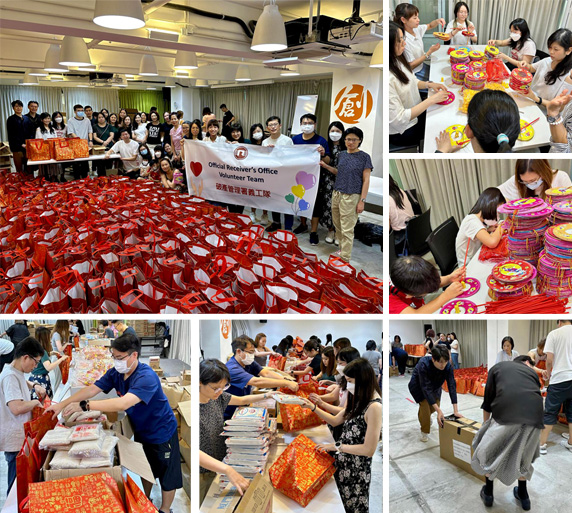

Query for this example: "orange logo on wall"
[334,84,373,124]
[220,320,231,339]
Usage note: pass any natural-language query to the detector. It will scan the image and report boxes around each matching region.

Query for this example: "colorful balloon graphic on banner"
[284,171,317,214]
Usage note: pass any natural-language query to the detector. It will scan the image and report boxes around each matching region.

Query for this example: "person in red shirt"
[389,256,465,313]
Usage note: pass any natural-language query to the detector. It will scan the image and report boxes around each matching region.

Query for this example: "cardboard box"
[179,438,190,463]
[178,400,191,446]
[90,145,106,155]
[181,369,191,386]
[205,473,273,513]
[162,383,185,409]
[162,376,181,385]
[152,367,164,377]
[87,338,111,347]
[42,433,155,495]
[439,417,485,482]
[389,367,399,377]
[149,356,161,369]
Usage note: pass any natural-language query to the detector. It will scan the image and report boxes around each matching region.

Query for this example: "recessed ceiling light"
[147,87,158,90]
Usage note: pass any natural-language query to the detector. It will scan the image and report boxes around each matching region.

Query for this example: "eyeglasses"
[301,123,315,126]
[30,356,41,365]
[209,383,231,393]
[345,138,360,143]
[518,177,540,185]
[110,351,132,361]
[267,123,280,128]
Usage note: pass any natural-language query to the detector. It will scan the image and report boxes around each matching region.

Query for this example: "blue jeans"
[451,353,459,370]
[5,451,18,496]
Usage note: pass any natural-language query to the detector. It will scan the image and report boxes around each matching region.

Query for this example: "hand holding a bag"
[298,397,317,410]
[308,393,326,407]
[32,384,46,400]
[285,381,299,393]
[315,443,336,453]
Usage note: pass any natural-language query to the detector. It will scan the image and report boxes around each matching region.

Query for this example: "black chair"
[388,229,398,270]
[426,216,460,276]
[533,49,549,64]
[405,189,423,216]
[404,207,432,256]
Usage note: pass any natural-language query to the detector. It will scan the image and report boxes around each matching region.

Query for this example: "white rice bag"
[69,423,102,442]
[39,427,72,450]
[78,437,118,468]
[68,437,104,458]
[49,451,82,470]
[67,410,104,423]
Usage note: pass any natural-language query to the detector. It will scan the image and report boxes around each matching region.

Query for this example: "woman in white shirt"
[131,113,147,143]
[516,28,572,110]
[204,119,227,144]
[35,112,59,181]
[388,175,415,253]
[495,336,520,364]
[488,18,536,70]
[389,21,449,148]
[393,3,444,82]
[449,333,460,370]
[445,2,477,45]
[455,187,505,268]
[497,158,572,201]
[546,90,572,153]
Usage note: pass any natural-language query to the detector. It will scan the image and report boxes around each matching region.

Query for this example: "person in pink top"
[169,112,183,156]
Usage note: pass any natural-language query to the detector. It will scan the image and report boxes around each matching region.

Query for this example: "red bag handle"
[120,290,145,306]
[209,290,238,304]
[180,292,208,308]
[89,277,111,290]
[118,268,139,279]
[163,256,183,266]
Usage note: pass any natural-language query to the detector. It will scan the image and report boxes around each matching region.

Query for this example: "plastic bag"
[49,450,82,470]
[69,423,103,442]
[68,437,104,458]
[39,426,72,449]
[485,58,509,82]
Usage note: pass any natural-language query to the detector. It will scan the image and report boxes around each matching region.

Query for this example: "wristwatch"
[335,441,343,454]
[80,400,90,412]
[547,115,563,125]
[360,198,366,203]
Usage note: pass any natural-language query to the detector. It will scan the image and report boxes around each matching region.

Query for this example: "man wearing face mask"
[408,345,462,442]
[66,104,93,180]
[291,114,331,245]
[224,336,299,419]
[46,333,181,513]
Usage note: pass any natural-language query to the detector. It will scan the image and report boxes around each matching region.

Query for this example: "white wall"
[389,320,433,346]
[508,320,531,358]
[200,319,382,361]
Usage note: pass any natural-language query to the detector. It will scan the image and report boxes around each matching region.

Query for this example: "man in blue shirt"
[291,113,330,245]
[225,336,299,419]
[111,320,137,338]
[408,345,462,442]
[47,333,181,513]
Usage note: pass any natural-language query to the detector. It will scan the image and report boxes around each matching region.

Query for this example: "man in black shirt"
[23,100,40,140]
[220,104,235,140]
[84,106,97,128]
[472,356,543,510]
[6,100,27,173]
[408,345,461,442]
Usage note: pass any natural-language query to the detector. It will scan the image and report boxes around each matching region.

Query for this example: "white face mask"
[510,32,521,41]
[336,364,345,374]
[55,117,63,123]
[252,132,263,140]
[329,131,342,141]
[155,152,162,158]
[483,219,499,227]
[346,382,356,395]
[114,355,135,374]
[301,124,315,134]
[526,178,543,190]
[241,352,255,365]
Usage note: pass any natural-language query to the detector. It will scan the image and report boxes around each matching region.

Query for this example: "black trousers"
[72,160,89,180]
[389,112,426,150]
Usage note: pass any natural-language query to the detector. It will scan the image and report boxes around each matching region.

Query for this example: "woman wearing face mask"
[455,187,506,269]
[199,359,284,505]
[497,158,572,201]
[488,18,536,70]
[301,358,382,513]
[47,333,183,513]
[247,123,269,223]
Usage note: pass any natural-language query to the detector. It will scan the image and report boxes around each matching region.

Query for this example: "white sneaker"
[539,444,547,455]
[561,440,572,452]
[420,432,428,442]
[562,433,570,440]
[325,231,335,244]
[334,239,340,246]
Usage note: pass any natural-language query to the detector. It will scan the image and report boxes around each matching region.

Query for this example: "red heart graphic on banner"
[190,161,203,177]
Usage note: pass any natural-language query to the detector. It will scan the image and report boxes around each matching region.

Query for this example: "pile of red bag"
[0,173,382,313]
[442,365,488,396]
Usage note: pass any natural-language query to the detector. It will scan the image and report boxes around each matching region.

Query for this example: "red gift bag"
[68,137,89,158]
[24,406,58,440]
[25,139,52,161]
[51,138,75,161]
[124,474,157,513]
[268,354,286,371]
[269,434,336,507]
[278,383,324,432]
[16,436,42,513]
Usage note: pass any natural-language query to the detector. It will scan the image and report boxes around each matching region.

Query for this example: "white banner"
[183,140,320,216]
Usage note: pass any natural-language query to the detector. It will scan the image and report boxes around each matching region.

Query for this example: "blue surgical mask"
[141,149,148,155]
[526,178,543,190]
[76,111,85,118]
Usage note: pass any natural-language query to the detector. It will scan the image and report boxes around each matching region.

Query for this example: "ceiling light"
[93,0,145,30]
[44,44,68,72]
[165,77,176,88]
[263,56,299,66]
[77,84,91,88]
[235,65,251,81]
[126,75,139,81]
[29,68,48,77]
[59,36,91,66]
[21,72,38,85]
[148,28,179,43]
[195,79,208,87]
[280,64,300,76]
[211,79,274,89]
[251,1,287,52]
[77,64,97,72]
[370,41,383,68]
[48,74,64,82]
[126,74,135,78]
[174,51,198,69]
[139,53,158,76]
[147,87,158,90]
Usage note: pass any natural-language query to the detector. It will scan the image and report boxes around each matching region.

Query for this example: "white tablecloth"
[423,45,550,153]
[201,424,344,512]
[28,154,120,165]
